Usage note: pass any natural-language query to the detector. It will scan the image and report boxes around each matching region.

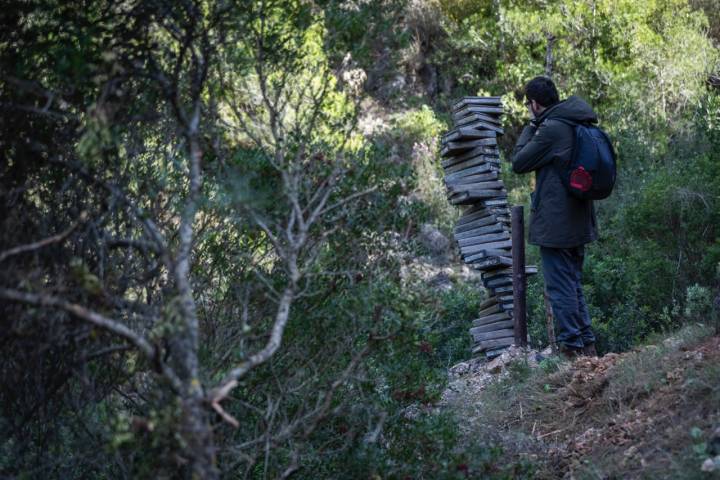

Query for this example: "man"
[511,76,598,358]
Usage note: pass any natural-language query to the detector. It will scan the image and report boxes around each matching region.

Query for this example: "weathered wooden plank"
[466,250,513,264]
[488,207,511,215]
[478,303,501,317]
[456,208,491,225]
[469,256,513,270]
[472,312,512,327]
[440,138,483,157]
[443,156,492,174]
[485,266,536,278]
[454,103,504,114]
[471,336,515,353]
[449,192,468,204]
[482,268,510,277]
[455,216,500,234]
[452,192,506,206]
[441,138,498,157]
[478,295,498,310]
[492,285,514,295]
[457,231,511,248]
[454,118,504,134]
[472,312,513,333]
[454,223,504,239]
[447,180,505,193]
[440,154,501,172]
[443,145,499,161]
[471,328,516,343]
[485,275,512,288]
[453,105,504,121]
[461,240,513,256]
[464,252,513,265]
[443,152,500,170]
[445,171,499,186]
[444,163,499,182]
[463,188,507,198]
[442,144,497,163]
[482,198,509,207]
[463,203,490,215]
[485,346,510,358]
[456,111,503,127]
[453,96,503,111]
[452,190,507,204]
[442,127,497,144]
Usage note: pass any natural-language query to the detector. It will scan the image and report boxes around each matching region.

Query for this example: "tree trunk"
[181,395,218,480]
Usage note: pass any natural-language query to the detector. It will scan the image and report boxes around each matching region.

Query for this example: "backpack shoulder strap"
[549,117,581,127]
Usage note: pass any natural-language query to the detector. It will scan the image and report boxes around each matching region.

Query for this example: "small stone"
[429,271,453,291]
[403,404,421,421]
[449,362,470,376]
[486,356,505,374]
[390,74,405,91]
[419,224,450,255]
[701,458,716,472]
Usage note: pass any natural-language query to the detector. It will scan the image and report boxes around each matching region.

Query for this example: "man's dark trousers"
[540,245,595,349]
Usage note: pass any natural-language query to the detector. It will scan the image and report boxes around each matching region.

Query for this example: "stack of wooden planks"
[441,96,537,358]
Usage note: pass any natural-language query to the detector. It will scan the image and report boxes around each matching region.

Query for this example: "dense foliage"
[1,0,718,478]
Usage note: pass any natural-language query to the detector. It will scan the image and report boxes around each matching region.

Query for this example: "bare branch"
[210,379,240,428]
[0,213,85,263]
[0,287,182,392]
[319,186,378,217]
[50,158,170,262]
[209,284,295,401]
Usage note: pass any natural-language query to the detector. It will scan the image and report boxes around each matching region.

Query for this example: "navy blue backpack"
[554,119,617,200]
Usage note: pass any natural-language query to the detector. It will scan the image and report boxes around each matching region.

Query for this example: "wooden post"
[511,206,527,347]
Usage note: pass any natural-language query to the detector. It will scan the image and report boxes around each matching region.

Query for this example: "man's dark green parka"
[511,95,599,248]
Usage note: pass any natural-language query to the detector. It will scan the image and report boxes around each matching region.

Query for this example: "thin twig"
[0,213,85,263]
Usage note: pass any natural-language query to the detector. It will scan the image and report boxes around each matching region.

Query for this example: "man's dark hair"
[525,76,559,107]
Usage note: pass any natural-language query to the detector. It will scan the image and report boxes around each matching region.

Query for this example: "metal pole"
[512,205,528,347]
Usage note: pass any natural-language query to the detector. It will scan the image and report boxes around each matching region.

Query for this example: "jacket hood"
[537,95,598,124]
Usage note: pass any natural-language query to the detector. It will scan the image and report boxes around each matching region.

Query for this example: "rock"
[486,355,505,374]
[402,404,421,421]
[701,458,716,472]
[419,224,450,255]
[621,445,639,467]
[429,271,452,291]
[339,52,367,95]
[390,74,406,92]
[449,362,470,376]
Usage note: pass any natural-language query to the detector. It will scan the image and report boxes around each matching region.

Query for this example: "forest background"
[1,0,719,478]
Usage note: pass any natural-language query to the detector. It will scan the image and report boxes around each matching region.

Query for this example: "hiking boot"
[559,344,582,361]
[582,343,598,357]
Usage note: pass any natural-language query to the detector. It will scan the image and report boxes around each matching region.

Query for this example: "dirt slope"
[441,325,720,479]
